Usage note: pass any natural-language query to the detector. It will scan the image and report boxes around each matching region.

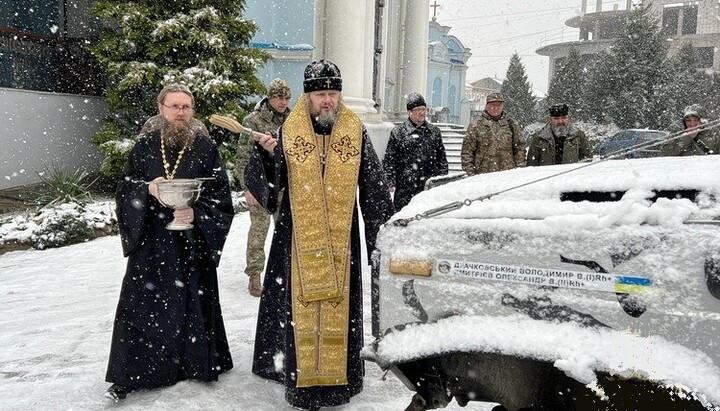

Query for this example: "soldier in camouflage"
[461,92,525,175]
[662,104,720,157]
[236,78,291,297]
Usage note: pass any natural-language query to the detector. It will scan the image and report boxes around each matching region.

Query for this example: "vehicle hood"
[391,156,720,226]
[362,314,720,407]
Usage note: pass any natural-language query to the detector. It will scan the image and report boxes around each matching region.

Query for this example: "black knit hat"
[303,60,342,93]
[406,93,427,111]
[548,103,569,117]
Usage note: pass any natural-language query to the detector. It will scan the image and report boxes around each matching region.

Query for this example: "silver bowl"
[156,179,204,230]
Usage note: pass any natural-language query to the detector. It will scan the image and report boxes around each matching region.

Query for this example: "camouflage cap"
[486,92,504,103]
[683,104,705,119]
[267,78,291,98]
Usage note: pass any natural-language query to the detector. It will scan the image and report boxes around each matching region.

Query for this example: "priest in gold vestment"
[245,60,394,410]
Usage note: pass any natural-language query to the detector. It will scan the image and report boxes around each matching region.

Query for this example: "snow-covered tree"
[546,48,587,120]
[89,0,268,179]
[582,51,614,124]
[500,53,537,127]
[656,43,713,128]
[703,73,720,121]
[585,5,668,129]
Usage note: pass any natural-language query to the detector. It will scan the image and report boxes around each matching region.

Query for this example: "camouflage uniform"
[661,126,720,156]
[461,110,525,175]
[662,105,720,157]
[236,97,289,280]
[526,123,592,166]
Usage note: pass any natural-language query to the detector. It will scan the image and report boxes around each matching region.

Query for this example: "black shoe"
[104,384,131,400]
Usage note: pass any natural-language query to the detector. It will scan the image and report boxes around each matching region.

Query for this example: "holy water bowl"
[156,179,204,230]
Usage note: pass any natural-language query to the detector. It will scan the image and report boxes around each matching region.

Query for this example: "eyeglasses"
[162,103,194,113]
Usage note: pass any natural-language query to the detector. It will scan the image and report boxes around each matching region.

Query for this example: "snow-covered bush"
[0,202,117,251]
[0,193,250,251]
[30,213,94,249]
[574,121,621,148]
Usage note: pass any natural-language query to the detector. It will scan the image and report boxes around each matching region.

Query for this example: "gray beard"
[315,112,336,128]
[161,119,194,148]
[308,98,340,129]
[551,124,568,138]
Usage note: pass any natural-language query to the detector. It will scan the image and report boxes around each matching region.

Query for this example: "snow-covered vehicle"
[362,155,720,410]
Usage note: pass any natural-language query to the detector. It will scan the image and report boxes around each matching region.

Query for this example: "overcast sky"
[435,0,588,95]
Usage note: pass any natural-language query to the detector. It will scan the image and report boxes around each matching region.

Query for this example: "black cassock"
[106,131,234,389]
[246,125,394,410]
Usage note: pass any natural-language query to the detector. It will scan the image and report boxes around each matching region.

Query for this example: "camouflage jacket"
[661,122,720,157]
[461,110,525,175]
[235,98,289,190]
[526,123,592,166]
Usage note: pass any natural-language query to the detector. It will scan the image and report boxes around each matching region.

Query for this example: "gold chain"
[160,137,188,180]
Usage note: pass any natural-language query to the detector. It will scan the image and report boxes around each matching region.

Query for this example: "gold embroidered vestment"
[282,94,362,387]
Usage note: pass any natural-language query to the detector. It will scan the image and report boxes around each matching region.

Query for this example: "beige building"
[536,0,720,83]
[462,78,502,125]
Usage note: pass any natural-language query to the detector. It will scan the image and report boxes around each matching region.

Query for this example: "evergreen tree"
[500,53,536,127]
[89,0,268,180]
[703,73,720,121]
[546,48,587,120]
[657,43,712,128]
[581,51,613,124]
[589,5,669,129]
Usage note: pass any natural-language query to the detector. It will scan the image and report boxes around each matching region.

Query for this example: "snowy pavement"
[0,211,492,411]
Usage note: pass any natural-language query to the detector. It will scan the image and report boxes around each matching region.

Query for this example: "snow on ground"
[0,211,494,411]
[5,156,718,410]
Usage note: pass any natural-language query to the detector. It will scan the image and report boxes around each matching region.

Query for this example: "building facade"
[649,0,720,68]
[426,20,471,125]
[245,1,471,127]
[536,0,720,85]
[1,0,105,190]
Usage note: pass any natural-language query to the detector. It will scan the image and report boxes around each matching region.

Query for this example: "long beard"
[551,124,568,138]
[315,112,337,128]
[161,118,194,148]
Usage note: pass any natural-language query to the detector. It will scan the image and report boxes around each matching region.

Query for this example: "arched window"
[432,77,442,108]
[448,86,457,114]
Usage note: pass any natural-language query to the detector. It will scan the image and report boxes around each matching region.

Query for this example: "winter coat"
[383,119,448,211]
[661,121,720,156]
[526,123,592,166]
[461,110,525,175]
[235,98,290,190]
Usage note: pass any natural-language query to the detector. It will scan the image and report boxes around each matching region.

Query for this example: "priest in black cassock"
[105,83,234,400]
[245,60,394,410]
